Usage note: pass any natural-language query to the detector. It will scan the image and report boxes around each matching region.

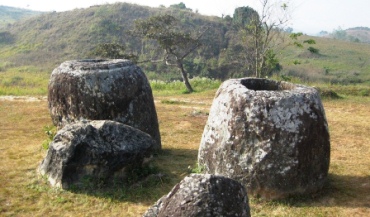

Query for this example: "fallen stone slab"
[38,120,155,189]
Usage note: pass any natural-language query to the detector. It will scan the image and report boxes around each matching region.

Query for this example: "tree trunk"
[178,61,194,93]
[254,25,259,78]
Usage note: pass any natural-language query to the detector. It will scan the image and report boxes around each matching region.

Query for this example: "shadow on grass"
[66,148,198,206]
[261,173,370,209]
[45,148,370,210]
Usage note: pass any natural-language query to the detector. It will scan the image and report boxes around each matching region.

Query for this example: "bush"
[307,46,320,54]
[360,89,370,97]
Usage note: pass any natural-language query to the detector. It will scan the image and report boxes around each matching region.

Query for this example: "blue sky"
[1,0,369,35]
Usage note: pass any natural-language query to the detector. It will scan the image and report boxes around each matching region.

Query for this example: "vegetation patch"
[316,84,370,97]
[150,77,221,95]
[161,99,187,105]
[0,67,49,96]
[317,89,342,99]
[41,125,56,150]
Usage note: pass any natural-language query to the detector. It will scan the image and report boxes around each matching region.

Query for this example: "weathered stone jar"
[198,78,330,199]
[48,59,161,150]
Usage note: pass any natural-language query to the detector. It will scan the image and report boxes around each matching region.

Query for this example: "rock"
[38,120,155,189]
[48,59,161,150]
[143,174,250,217]
[198,78,330,199]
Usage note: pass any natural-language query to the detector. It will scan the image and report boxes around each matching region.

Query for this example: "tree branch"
[180,26,209,59]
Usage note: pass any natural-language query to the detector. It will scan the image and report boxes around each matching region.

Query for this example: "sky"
[1,0,370,35]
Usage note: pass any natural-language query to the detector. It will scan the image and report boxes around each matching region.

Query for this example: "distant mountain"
[345,27,370,43]
[0,5,43,28]
[319,26,370,44]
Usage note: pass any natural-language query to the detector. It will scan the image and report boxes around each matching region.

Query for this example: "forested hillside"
[1,2,370,85]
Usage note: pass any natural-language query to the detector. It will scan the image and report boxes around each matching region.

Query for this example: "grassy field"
[0,67,49,96]
[0,89,369,216]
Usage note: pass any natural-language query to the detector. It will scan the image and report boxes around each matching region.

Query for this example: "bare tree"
[243,0,291,78]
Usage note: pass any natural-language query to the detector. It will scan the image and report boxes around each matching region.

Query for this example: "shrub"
[307,46,320,54]
[360,89,369,97]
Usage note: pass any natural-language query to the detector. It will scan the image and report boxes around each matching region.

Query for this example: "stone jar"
[198,78,330,199]
[48,59,161,150]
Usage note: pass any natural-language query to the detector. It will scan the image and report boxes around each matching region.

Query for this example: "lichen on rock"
[143,174,251,217]
[38,120,155,189]
[198,78,330,199]
[48,59,161,150]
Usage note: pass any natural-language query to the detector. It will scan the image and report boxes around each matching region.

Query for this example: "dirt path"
[0,96,47,102]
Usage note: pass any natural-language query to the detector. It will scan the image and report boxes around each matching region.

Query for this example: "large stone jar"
[48,59,161,150]
[198,78,330,199]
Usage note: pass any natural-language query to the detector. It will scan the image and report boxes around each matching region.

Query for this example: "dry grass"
[0,93,369,216]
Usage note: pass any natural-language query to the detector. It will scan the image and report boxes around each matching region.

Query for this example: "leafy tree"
[89,43,138,62]
[331,27,361,43]
[170,2,192,11]
[331,27,347,40]
[132,14,207,92]
[0,31,14,44]
[284,27,293,33]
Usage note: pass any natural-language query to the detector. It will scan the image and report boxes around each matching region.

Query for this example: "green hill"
[0,5,43,28]
[0,2,369,86]
[0,3,229,78]
[279,34,370,85]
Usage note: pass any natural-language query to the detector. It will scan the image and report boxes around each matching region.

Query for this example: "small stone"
[143,174,250,217]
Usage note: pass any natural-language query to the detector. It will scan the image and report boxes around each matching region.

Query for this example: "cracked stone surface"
[48,59,161,150]
[143,174,250,217]
[198,78,330,199]
[38,120,155,189]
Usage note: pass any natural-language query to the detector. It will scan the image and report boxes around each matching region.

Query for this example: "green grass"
[0,67,49,96]
[150,77,222,95]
